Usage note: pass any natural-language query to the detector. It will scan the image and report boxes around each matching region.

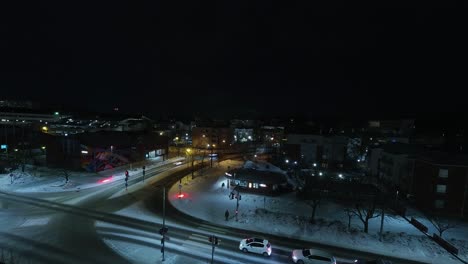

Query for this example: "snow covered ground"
[2,158,468,264]
[168,160,468,264]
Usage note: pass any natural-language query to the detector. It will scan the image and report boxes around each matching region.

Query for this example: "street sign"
[1,144,7,150]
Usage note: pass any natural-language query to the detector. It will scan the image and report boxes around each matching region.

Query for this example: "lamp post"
[209,144,215,168]
[186,148,194,180]
[235,189,241,221]
[162,186,166,261]
[230,187,241,222]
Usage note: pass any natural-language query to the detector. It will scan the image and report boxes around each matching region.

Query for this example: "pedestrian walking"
[225,209,230,221]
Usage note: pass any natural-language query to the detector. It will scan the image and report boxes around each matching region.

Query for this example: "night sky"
[1,2,466,119]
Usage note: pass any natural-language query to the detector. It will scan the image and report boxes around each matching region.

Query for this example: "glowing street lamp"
[186,148,194,179]
[208,144,216,168]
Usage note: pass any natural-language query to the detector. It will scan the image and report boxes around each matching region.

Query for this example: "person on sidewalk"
[225,209,230,221]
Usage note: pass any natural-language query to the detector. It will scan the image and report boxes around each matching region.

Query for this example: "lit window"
[435,199,445,209]
[436,185,447,193]
[438,169,448,178]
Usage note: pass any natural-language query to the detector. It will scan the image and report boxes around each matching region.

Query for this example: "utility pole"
[211,236,215,264]
[210,146,213,168]
[208,235,218,264]
[4,124,8,159]
[191,154,194,179]
[235,189,241,222]
[21,124,25,172]
[162,186,166,261]
[379,207,385,242]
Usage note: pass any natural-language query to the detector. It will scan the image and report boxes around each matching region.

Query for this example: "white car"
[239,238,272,256]
[291,248,336,264]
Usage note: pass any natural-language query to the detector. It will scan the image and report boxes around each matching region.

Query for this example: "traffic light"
[159,227,168,235]
[208,235,219,245]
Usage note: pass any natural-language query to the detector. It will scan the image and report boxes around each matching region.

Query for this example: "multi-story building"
[369,143,425,194]
[191,127,234,150]
[285,134,348,169]
[412,151,468,217]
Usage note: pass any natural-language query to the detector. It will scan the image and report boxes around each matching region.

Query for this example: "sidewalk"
[168,159,468,264]
[0,156,184,193]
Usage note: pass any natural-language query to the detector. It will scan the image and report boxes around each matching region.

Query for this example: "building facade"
[412,152,468,217]
[192,127,234,150]
[285,134,348,169]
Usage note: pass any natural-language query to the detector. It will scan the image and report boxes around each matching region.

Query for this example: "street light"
[210,144,216,168]
[186,148,194,179]
[208,144,215,168]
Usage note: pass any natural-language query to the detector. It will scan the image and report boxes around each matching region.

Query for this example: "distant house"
[225,167,289,194]
[45,131,168,171]
[412,151,468,217]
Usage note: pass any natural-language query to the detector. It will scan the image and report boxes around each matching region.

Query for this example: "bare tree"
[352,196,380,233]
[428,216,456,238]
[298,189,321,224]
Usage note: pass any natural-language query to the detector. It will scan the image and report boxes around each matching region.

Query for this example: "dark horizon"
[2,2,466,120]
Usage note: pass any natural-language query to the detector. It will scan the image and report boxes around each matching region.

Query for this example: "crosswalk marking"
[189,233,210,243]
[20,217,49,227]
[180,239,212,253]
[197,223,227,233]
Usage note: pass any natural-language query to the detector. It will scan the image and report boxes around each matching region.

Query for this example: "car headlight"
[292,255,297,260]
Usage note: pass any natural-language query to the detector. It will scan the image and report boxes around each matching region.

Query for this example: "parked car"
[291,248,336,264]
[354,259,393,264]
[239,237,272,256]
